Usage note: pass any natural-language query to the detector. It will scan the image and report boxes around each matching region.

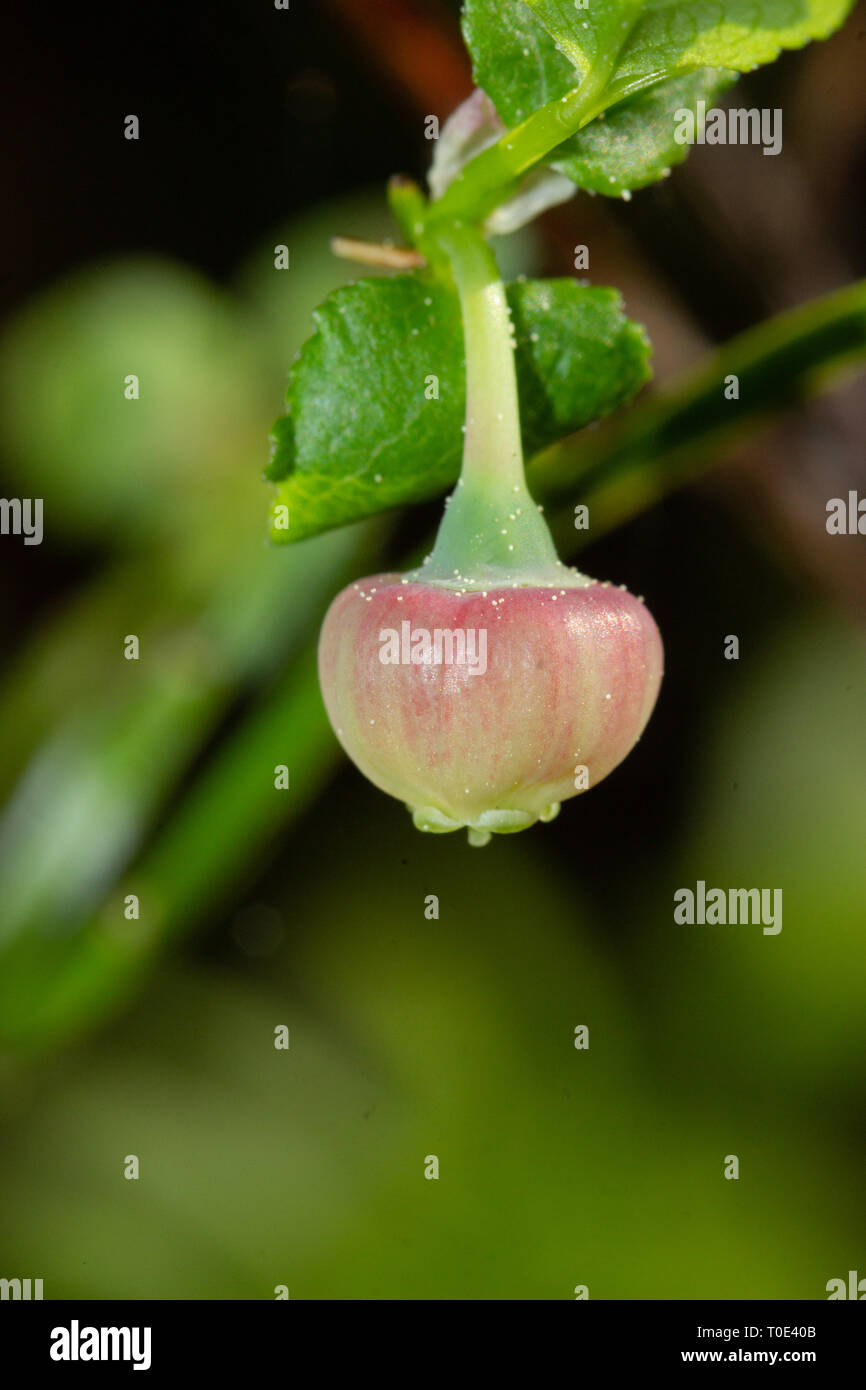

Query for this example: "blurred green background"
[0,0,864,1299]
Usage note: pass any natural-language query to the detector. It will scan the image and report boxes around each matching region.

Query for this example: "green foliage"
[554,69,735,195]
[534,278,866,539]
[0,218,385,1052]
[264,1,856,537]
[463,0,852,194]
[464,0,728,197]
[523,0,853,81]
[268,276,650,541]
[0,263,268,542]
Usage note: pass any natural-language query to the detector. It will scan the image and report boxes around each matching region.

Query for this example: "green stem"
[424,68,671,229]
[440,222,524,491]
[412,221,579,589]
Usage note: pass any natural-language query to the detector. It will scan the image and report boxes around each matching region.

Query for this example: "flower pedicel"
[318,224,662,844]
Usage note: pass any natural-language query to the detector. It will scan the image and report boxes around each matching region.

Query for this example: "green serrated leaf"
[554,68,736,195]
[266,275,465,499]
[463,0,733,194]
[463,0,853,195]
[567,68,739,194]
[462,0,584,126]
[268,274,650,541]
[525,0,855,83]
[508,279,651,453]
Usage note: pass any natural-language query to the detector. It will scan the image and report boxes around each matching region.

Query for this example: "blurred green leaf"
[0,530,363,986]
[530,279,866,541]
[1,802,860,1296]
[0,643,340,1053]
[0,208,396,1052]
[640,613,866,1092]
[0,262,271,543]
